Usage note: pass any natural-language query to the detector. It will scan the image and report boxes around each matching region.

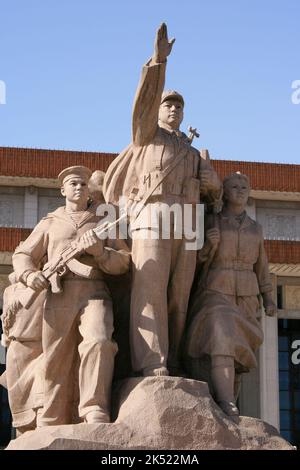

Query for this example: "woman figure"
[185,172,276,417]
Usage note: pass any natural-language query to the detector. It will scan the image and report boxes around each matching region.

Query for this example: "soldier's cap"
[58,166,93,186]
[161,90,184,107]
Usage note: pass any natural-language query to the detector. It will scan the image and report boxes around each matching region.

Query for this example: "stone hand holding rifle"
[15,215,128,310]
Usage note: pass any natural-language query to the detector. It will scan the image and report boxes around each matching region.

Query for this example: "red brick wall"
[0,227,299,265]
[264,240,300,264]
[0,228,32,252]
[1,147,299,192]
[213,160,300,193]
[0,147,116,178]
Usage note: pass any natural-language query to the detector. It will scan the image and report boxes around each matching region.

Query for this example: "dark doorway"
[278,319,300,448]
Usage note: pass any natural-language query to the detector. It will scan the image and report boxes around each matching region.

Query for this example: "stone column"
[259,274,280,430]
[259,313,280,429]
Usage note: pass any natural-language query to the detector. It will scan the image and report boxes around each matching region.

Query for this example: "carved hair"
[223,172,250,189]
[88,170,105,204]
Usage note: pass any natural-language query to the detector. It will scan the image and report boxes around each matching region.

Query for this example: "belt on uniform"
[210,261,253,271]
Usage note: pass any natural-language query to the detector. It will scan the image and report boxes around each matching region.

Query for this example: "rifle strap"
[132,144,190,220]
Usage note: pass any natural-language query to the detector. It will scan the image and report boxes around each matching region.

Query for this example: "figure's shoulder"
[32,206,66,232]
[186,139,200,158]
[45,206,65,218]
[86,203,103,223]
[246,213,259,225]
[36,205,63,220]
[254,219,264,234]
[245,214,264,233]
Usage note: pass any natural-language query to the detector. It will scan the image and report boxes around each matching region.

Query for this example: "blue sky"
[0,0,299,164]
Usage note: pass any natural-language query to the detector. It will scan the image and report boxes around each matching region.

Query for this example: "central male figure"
[104,24,221,376]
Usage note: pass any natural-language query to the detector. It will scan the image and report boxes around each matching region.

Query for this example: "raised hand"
[78,229,104,257]
[153,23,175,64]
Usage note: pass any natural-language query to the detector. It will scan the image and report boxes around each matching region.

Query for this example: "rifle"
[17,214,127,311]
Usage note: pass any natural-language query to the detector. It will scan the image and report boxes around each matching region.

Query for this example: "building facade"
[0,147,299,447]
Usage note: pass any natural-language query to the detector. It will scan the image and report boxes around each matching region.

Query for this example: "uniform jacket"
[201,212,272,296]
[12,204,130,282]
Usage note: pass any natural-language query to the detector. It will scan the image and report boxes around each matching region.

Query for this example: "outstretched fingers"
[157,22,168,42]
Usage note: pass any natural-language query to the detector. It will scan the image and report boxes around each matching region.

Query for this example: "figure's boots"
[211,355,239,421]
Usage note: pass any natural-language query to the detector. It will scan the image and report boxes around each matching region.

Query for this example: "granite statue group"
[0,24,276,435]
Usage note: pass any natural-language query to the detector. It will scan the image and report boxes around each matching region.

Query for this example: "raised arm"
[132,23,175,146]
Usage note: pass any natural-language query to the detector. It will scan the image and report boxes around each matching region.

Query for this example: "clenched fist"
[262,292,277,317]
[206,227,221,248]
[200,170,221,193]
[26,271,49,291]
[78,229,104,257]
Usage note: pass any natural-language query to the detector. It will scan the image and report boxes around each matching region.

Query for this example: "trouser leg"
[168,238,196,372]
[130,235,171,374]
[78,298,117,421]
[211,355,239,416]
[38,298,77,426]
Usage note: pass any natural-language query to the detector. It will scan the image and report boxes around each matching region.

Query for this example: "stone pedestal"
[6,377,294,450]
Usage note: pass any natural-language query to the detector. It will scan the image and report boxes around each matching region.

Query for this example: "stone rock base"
[6,377,294,450]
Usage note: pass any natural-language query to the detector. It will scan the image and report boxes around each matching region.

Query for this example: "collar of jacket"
[220,211,255,230]
[45,204,97,228]
[159,126,189,141]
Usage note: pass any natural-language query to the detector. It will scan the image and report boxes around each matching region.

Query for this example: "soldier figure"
[104,24,222,376]
[1,271,45,434]
[12,166,130,426]
[185,173,277,417]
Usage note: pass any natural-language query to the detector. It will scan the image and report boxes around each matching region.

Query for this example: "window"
[278,319,300,447]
